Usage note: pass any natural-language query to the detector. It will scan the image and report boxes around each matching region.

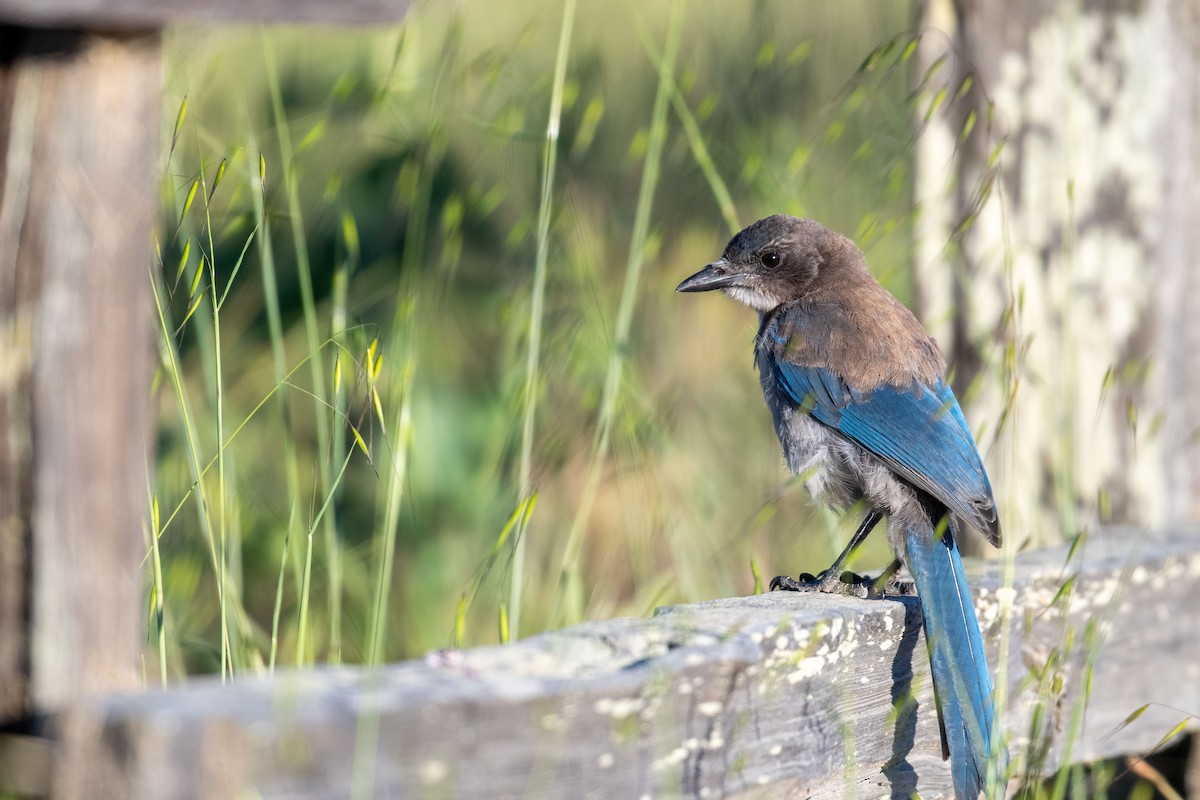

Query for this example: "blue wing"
[768,357,1000,543]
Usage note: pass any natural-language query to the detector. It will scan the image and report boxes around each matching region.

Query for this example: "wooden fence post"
[912,0,1200,540]
[0,0,409,725]
[0,26,160,720]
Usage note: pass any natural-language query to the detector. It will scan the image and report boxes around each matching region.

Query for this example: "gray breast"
[757,355,929,547]
[757,355,862,510]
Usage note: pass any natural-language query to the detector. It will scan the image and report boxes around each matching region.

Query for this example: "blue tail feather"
[905,520,1007,799]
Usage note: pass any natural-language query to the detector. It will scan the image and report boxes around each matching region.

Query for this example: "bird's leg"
[817,507,885,579]
[770,509,884,598]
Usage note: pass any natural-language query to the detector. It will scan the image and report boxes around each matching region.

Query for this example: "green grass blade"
[510,0,577,641]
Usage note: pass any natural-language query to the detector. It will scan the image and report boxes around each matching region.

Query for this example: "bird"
[676,214,1007,799]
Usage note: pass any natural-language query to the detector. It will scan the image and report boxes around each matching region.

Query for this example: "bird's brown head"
[676,215,864,311]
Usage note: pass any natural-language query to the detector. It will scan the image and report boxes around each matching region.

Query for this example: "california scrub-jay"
[677,215,1007,799]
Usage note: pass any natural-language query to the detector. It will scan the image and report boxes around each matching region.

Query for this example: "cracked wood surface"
[54,529,1200,799]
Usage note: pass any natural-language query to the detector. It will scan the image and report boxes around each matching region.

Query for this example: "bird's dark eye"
[760,251,781,268]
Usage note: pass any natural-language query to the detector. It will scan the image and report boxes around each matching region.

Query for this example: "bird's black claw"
[768,574,806,592]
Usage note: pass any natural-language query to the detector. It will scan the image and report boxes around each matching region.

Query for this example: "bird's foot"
[769,570,916,599]
[769,570,874,599]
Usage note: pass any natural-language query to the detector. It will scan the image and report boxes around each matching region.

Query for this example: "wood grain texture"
[0,0,409,28]
[0,28,158,720]
[53,529,1200,799]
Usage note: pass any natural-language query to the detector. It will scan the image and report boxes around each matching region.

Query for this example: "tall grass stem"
[263,33,342,662]
[556,0,685,624]
[511,0,578,642]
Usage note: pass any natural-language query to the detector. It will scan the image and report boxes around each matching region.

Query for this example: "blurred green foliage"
[152,0,927,677]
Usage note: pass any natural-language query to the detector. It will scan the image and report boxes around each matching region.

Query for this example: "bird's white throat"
[724,285,782,313]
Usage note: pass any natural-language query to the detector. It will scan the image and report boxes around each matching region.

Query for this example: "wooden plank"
[52,530,1200,799]
[0,28,159,720]
[0,0,409,28]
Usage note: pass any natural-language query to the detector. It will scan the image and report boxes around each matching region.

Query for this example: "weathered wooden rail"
[16,528,1190,798]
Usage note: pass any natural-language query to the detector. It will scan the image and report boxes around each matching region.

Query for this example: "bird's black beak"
[675,259,744,293]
